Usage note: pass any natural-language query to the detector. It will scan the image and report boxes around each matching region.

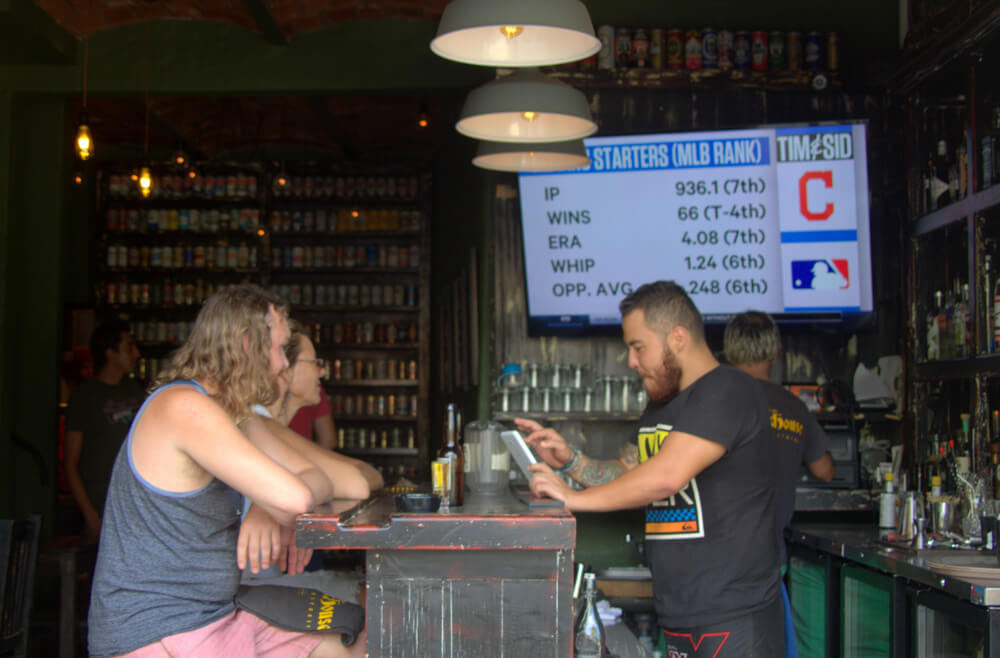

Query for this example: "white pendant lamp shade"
[473,139,590,172]
[457,68,597,143]
[431,0,601,67]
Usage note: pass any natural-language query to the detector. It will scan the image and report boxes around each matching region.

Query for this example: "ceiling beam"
[307,96,359,162]
[127,100,207,163]
[239,0,287,46]
[0,0,76,66]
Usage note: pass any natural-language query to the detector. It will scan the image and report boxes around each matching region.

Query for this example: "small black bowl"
[395,493,442,513]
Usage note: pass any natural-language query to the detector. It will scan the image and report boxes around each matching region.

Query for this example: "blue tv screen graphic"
[791,259,850,290]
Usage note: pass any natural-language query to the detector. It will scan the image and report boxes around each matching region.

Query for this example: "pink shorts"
[117,609,325,657]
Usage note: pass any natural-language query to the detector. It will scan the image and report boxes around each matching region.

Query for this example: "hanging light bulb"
[173,148,188,167]
[76,115,93,160]
[139,167,152,198]
[276,163,288,188]
[76,37,93,160]
[73,172,84,185]
[187,167,198,179]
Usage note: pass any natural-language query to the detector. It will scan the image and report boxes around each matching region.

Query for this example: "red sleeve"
[288,389,331,440]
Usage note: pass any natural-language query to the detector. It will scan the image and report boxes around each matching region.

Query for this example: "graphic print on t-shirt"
[770,408,804,445]
[637,423,705,541]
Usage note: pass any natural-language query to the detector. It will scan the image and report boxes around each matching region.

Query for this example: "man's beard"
[644,347,683,405]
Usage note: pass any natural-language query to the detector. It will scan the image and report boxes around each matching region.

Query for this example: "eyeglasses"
[297,357,328,371]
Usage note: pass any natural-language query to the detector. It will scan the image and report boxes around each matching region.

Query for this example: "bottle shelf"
[295,305,420,314]
[913,353,1000,380]
[266,230,421,240]
[321,343,419,351]
[340,447,420,457]
[493,412,640,423]
[269,267,419,275]
[913,185,1000,236]
[336,415,417,423]
[324,379,419,388]
[548,68,841,91]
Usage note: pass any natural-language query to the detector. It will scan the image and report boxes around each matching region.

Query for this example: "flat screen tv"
[517,121,874,336]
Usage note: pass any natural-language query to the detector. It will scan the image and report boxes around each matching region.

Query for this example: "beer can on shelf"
[615,27,631,68]
[826,32,839,71]
[701,27,718,70]
[805,32,822,70]
[666,29,683,69]
[684,30,702,70]
[733,31,750,70]
[718,30,734,70]
[631,29,649,68]
[768,31,786,70]
[650,28,664,69]
[786,32,802,70]
[751,31,768,71]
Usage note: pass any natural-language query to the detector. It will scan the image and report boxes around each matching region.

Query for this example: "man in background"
[64,321,143,542]
[724,310,834,658]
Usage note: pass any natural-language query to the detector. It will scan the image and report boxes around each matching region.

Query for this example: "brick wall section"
[36,0,448,38]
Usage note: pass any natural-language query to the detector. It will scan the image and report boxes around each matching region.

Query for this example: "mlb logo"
[791,259,849,290]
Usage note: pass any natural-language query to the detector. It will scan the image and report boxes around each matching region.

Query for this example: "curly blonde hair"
[153,284,289,421]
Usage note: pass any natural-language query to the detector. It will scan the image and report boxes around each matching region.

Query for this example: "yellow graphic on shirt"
[771,408,803,445]
[637,423,705,541]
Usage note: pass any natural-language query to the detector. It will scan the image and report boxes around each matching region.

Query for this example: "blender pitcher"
[463,421,510,495]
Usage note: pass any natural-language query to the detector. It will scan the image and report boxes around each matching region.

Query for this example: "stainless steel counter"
[789,523,1000,606]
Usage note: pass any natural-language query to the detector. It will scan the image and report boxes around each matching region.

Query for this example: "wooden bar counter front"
[296,492,576,657]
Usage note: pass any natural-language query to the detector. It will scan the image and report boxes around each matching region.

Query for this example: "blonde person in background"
[88,284,366,658]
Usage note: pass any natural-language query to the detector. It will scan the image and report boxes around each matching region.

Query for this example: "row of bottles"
[330,392,419,419]
[336,426,417,451]
[98,278,235,307]
[374,463,420,485]
[268,282,418,308]
[578,25,838,74]
[911,101,1000,216]
[303,320,418,346]
[270,244,420,270]
[106,207,261,233]
[327,357,418,382]
[924,280,970,360]
[108,172,259,200]
[106,243,258,270]
[268,208,423,233]
[272,174,420,201]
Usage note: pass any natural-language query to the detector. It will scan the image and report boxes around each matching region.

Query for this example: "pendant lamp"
[472,139,590,172]
[76,37,92,160]
[457,68,596,143]
[431,0,600,67]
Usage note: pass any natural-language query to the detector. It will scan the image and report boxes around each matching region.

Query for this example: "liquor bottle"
[438,403,464,506]
[986,255,994,353]
[574,573,608,658]
[957,123,969,199]
[952,282,968,357]
[927,290,943,361]
[878,472,897,538]
[930,140,951,209]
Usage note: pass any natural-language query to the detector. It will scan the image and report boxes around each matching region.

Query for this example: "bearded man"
[517,280,783,658]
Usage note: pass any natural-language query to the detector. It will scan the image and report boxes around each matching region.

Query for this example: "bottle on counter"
[574,573,608,658]
[878,472,897,538]
[438,402,464,506]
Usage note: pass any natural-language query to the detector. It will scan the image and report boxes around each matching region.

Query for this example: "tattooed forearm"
[571,456,626,486]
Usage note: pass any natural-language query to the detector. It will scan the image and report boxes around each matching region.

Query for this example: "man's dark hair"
[90,321,130,373]
[619,281,705,343]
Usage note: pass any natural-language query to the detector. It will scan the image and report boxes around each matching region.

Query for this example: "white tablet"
[500,429,540,479]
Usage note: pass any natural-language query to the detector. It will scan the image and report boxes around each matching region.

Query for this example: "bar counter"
[297,491,575,657]
[790,523,1000,606]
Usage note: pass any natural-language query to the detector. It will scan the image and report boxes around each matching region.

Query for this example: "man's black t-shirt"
[760,380,828,561]
[631,365,780,629]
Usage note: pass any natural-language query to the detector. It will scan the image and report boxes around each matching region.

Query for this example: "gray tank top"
[88,380,244,657]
